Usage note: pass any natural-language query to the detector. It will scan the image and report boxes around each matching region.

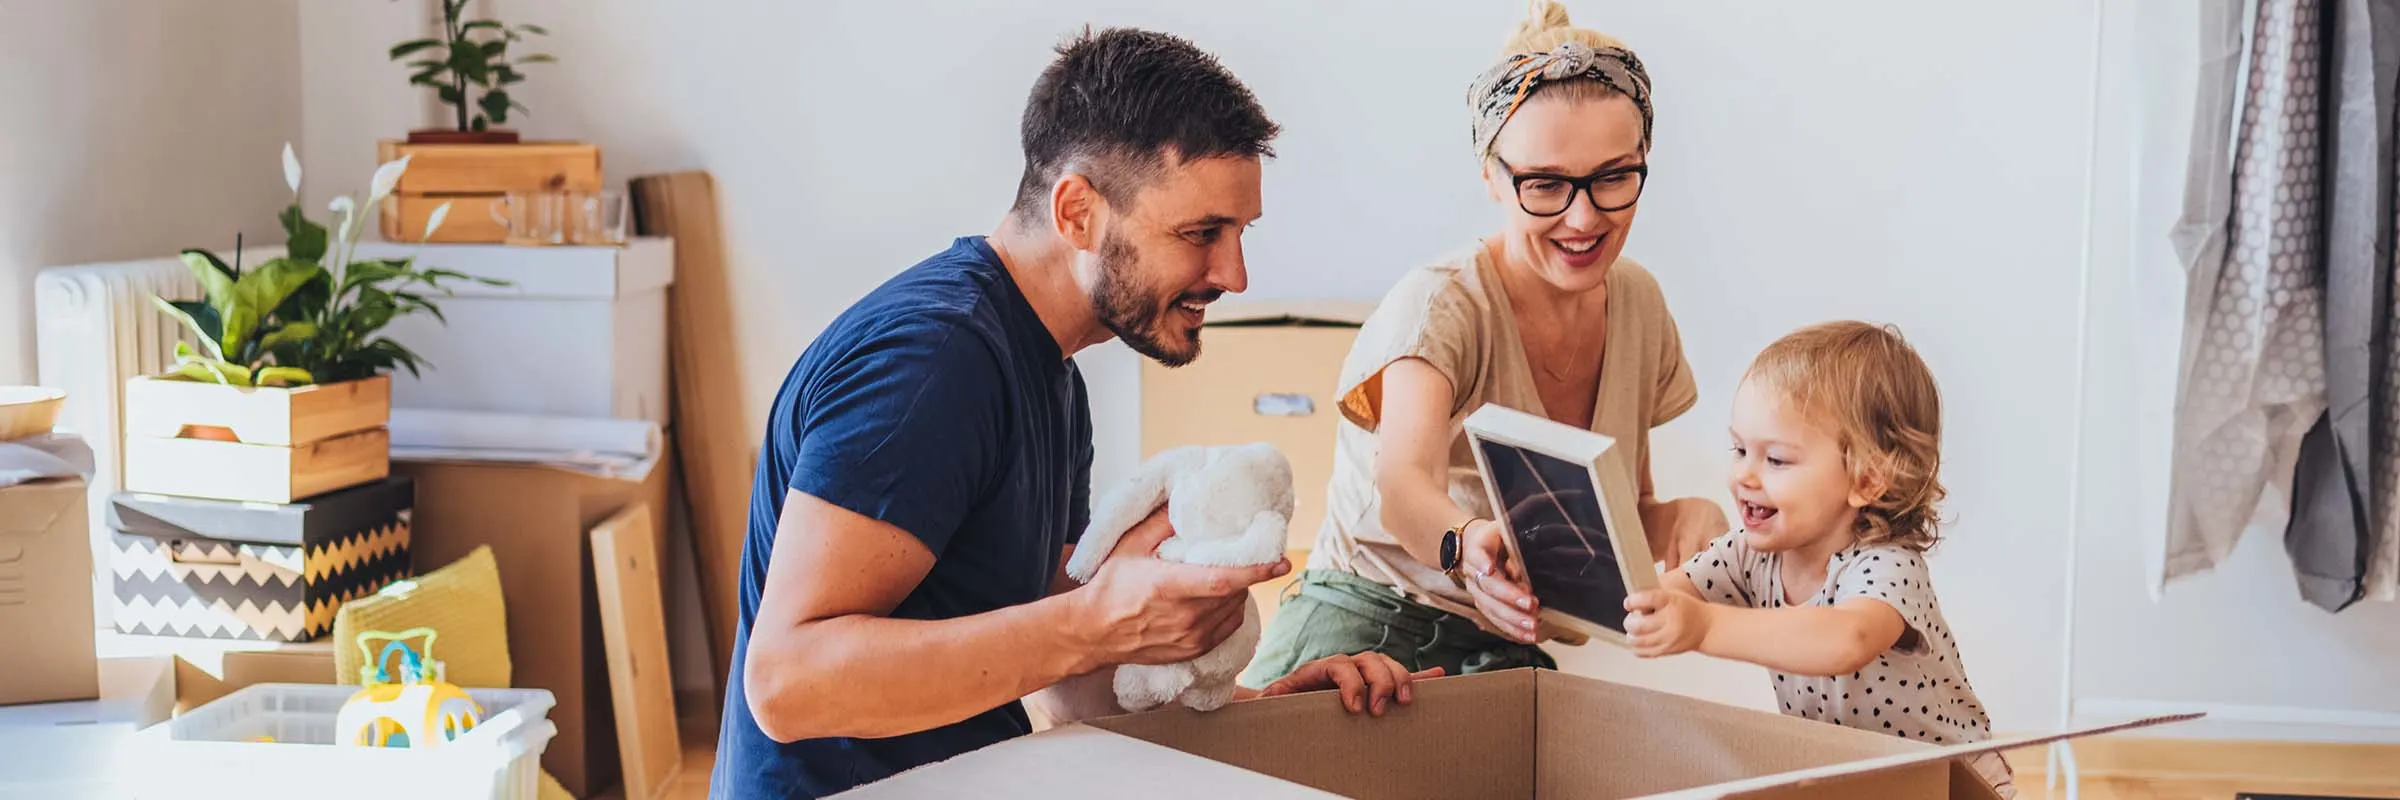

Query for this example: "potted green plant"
[388,0,556,144]
[123,144,505,504]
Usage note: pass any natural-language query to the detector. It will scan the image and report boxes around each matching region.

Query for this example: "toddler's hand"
[1622,589,1709,658]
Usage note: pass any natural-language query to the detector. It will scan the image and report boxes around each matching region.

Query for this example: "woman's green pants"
[1238,569,1556,689]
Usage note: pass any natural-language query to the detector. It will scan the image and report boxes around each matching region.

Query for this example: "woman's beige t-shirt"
[1305,245,1698,631]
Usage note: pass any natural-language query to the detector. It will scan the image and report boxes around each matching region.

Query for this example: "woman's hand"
[1459,518,1542,644]
[1254,652,1445,716]
[1622,588,1712,658]
[1647,497,1729,571]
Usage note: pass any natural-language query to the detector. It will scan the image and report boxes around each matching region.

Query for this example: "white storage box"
[353,238,674,425]
[127,682,557,800]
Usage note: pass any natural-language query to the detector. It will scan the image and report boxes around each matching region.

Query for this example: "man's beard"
[1090,230,1215,367]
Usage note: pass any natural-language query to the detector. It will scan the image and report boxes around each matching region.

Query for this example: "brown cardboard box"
[1141,301,1374,555]
[843,668,2194,799]
[97,632,337,712]
[0,476,98,705]
[393,452,674,799]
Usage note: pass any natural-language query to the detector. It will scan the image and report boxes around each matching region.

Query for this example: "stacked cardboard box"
[0,474,98,705]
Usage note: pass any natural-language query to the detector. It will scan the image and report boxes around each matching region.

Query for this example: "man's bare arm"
[743,491,1277,742]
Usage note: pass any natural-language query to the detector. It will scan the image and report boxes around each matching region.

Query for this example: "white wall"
[2064,0,2400,742]
[287,0,2400,739]
[0,0,303,385]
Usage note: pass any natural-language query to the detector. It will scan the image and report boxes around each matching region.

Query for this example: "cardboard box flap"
[1091,668,1536,799]
[1639,712,2206,800]
[351,237,673,299]
[107,476,414,547]
[1203,299,1375,328]
[836,723,1340,798]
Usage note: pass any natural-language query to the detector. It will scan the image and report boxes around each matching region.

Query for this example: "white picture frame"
[1461,402,1658,645]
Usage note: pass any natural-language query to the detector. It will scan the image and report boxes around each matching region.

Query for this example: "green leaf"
[274,271,332,328]
[518,24,549,35]
[171,356,251,386]
[279,204,327,263]
[259,322,319,351]
[348,288,399,337]
[481,40,508,59]
[470,115,489,132]
[393,292,449,325]
[254,366,315,387]
[178,250,239,310]
[461,20,505,32]
[389,39,442,60]
[223,257,324,352]
[366,338,427,379]
[171,301,222,349]
[479,90,512,125]
[409,58,448,71]
[451,43,491,84]
[494,65,524,85]
[518,53,557,64]
[340,259,409,294]
[153,296,226,360]
[438,85,465,106]
[183,248,238,280]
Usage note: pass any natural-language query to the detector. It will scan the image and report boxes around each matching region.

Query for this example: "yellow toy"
[336,627,484,749]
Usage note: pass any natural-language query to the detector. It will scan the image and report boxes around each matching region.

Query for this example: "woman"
[1240,2,1726,686]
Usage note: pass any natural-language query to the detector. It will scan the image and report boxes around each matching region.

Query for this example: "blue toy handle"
[356,628,440,685]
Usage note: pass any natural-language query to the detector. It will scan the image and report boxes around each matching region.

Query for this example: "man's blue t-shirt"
[711,236,1093,798]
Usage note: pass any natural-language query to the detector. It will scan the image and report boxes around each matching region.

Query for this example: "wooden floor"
[2005,741,2400,800]
[2011,772,2400,800]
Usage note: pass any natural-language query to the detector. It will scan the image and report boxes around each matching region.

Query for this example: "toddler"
[1622,321,2013,798]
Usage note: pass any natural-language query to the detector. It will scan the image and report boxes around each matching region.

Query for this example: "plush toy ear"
[1064,447,1205,583]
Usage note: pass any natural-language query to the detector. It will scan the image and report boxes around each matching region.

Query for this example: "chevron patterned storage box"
[106,476,414,642]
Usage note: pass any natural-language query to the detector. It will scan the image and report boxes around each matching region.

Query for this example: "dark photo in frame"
[1463,403,1658,644]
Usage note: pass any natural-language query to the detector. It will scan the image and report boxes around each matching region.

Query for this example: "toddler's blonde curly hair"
[1744,321,1947,551]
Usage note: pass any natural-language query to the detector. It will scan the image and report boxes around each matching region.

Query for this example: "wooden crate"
[122,428,390,504]
[121,375,392,503]
[384,194,506,244]
[124,375,388,447]
[376,140,602,243]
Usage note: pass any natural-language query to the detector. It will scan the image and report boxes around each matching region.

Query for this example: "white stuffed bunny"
[1065,442,1294,713]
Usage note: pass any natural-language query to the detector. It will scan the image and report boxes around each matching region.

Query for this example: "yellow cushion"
[333,545,578,795]
[334,545,511,688]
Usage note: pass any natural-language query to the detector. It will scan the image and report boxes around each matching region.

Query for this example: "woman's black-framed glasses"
[1494,155,1647,216]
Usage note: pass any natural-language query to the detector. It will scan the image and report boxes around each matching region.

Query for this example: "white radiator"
[31,247,281,615]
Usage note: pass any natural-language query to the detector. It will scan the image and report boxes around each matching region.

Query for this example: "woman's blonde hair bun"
[1502,1,1627,56]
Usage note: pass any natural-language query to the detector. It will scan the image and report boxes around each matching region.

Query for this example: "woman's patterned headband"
[1468,40,1654,159]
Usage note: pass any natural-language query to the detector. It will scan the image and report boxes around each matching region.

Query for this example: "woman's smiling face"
[1483,91,1647,293]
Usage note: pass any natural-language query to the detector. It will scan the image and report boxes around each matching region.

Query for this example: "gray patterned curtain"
[2167,0,2400,610]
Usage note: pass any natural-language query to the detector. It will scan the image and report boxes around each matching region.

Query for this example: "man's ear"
[1051,172,1105,252]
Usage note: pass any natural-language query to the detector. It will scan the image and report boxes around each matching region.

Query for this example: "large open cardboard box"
[842,668,2189,799]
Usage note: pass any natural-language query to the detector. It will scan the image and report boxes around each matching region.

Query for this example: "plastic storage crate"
[126,683,556,800]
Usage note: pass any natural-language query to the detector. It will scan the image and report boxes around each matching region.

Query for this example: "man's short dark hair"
[1011,27,1280,216]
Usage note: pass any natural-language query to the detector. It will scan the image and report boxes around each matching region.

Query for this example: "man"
[712,27,1436,799]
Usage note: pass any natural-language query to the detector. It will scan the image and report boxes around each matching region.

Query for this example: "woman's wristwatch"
[1439,518,1483,588]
